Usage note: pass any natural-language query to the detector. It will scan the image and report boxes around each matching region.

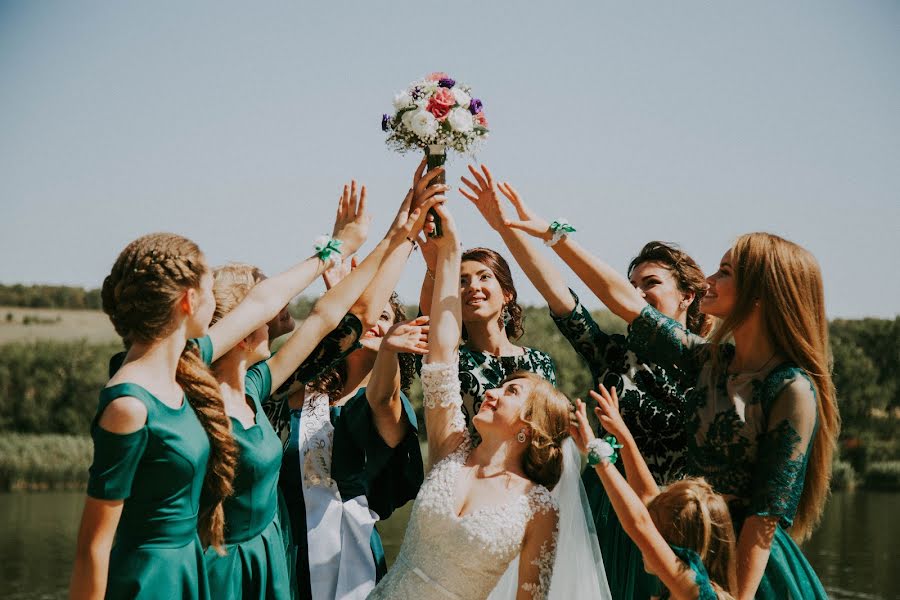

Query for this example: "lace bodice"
[371,361,559,599]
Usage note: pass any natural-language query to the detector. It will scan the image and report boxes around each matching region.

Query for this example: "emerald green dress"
[660,545,719,600]
[204,361,290,600]
[88,336,215,600]
[553,291,691,599]
[628,306,828,599]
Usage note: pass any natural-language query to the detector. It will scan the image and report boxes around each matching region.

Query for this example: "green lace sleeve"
[261,312,363,439]
[668,544,718,600]
[551,289,612,382]
[749,368,818,528]
[626,305,706,374]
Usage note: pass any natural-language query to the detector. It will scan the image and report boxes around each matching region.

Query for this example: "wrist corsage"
[587,435,623,466]
[545,219,576,247]
[314,236,344,269]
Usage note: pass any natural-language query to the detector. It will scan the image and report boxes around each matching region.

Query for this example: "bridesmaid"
[507,204,838,599]
[204,182,408,599]
[70,231,322,599]
[461,165,710,598]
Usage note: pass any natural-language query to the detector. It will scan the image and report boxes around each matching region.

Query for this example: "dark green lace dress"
[628,306,828,599]
[553,291,691,599]
[660,545,719,600]
[204,361,291,600]
[88,336,215,600]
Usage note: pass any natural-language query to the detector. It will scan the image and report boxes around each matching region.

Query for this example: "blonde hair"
[647,478,738,599]
[506,371,572,490]
[708,232,839,541]
[100,233,238,553]
[211,263,265,326]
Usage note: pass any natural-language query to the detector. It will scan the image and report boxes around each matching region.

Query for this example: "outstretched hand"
[569,398,597,455]
[380,315,429,355]
[459,164,508,231]
[498,184,552,242]
[332,181,371,255]
[427,202,459,252]
[590,384,630,442]
[322,254,359,290]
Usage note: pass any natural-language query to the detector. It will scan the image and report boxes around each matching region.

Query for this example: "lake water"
[0,490,896,599]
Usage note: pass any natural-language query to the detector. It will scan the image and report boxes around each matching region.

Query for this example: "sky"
[1,1,898,318]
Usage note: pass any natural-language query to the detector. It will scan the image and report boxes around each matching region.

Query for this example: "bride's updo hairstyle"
[508,371,572,491]
[101,233,238,553]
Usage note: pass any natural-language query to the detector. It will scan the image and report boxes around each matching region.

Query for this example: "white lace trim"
[521,492,559,600]
[421,360,462,409]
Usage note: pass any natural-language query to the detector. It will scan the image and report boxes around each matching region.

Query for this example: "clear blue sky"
[1,1,898,318]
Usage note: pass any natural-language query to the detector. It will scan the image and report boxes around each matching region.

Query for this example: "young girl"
[572,383,738,600]
[462,164,710,598]
[70,230,334,599]
[508,204,836,599]
[205,182,436,600]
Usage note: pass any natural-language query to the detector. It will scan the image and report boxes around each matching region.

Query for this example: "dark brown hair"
[461,247,524,340]
[309,293,415,404]
[101,233,238,553]
[628,241,712,336]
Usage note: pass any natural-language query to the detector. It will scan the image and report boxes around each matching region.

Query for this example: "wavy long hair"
[461,247,524,340]
[101,233,238,553]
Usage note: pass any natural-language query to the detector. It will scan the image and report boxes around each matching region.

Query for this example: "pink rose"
[427,72,450,82]
[475,112,489,128]
[426,88,456,121]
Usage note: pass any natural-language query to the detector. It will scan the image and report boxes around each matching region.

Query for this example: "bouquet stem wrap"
[425,145,446,238]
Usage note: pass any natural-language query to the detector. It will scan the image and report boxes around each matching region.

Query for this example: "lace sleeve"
[668,544,718,600]
[750,368,818,528]
[551,289,612,382]
[421,360,468,467]
[518,488,560,599]
[626,305,706,374]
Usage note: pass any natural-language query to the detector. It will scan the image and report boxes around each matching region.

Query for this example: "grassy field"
[0,306,117,344]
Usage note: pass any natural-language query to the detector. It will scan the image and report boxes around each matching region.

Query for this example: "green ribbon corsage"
[314,236,344,267]
[545,219,576,247]
[587,435,623,466]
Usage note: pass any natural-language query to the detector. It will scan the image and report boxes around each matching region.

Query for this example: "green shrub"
[863,461,900,491]
[0,433,91,491]
[830,460,857,490]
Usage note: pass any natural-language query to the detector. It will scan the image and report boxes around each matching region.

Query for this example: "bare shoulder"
[98,396,148,434]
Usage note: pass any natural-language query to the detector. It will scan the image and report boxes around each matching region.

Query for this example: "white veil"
[488,438,612,599]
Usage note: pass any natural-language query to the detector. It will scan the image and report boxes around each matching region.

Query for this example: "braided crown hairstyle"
[101,233,238,553]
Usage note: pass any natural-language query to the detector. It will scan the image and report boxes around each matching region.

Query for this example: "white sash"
[298,392,379,600]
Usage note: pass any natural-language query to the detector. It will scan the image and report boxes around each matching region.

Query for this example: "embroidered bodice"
[370,361,559,599]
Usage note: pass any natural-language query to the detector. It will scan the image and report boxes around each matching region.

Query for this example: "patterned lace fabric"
[261,313,362,440]
[552,290,692,484]
[371,361,559,599]
[660,545,718,600]
[626,306,819,528]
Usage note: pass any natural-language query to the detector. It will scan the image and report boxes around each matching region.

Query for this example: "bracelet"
[587,435,623,466]
[545,219,576,247]
[406,236,419,252]
[314,235,344,269]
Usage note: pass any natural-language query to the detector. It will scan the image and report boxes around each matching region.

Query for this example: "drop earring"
[516,428,527,443]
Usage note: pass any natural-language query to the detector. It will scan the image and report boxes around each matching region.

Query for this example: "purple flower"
[411,86,424,100]
[381,114,392,132]
[438,77,456,88]
[468,98,483,114]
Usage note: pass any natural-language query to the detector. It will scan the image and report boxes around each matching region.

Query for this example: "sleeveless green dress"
[205,362,291,600]
[628,306,828,599]
[87,336,215,600]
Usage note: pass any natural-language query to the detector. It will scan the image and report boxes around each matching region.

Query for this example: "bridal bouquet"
[381,72,489,155]
[382,72,488,236]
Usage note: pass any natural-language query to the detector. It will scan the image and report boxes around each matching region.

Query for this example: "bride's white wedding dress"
[369,361,558,599]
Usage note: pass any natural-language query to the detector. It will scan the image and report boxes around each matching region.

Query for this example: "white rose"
[447,108,474,133]
[409,110,439,138]
[452,88,470,109]
[393,90,414,111]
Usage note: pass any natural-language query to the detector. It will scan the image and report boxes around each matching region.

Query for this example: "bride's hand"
[331,181,371,255]
[459,164,508,232]
[590,384,630,442]
[569,399,596,454]
[498,184,552,242]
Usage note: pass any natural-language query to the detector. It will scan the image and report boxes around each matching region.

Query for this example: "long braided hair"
[101,233,238,553]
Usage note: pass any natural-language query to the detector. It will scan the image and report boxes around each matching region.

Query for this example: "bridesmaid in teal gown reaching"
[204,180,438,600]
[505,202,839,599]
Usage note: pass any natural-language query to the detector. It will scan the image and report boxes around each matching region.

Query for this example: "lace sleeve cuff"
[421,360,462,410]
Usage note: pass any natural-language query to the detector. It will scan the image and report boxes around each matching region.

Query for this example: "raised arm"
[460,164,575,317]
[366,315,429,447]
[264,192,438,392]
[569,399,703,600]
[207,182,370,362]
[421,203,467,466]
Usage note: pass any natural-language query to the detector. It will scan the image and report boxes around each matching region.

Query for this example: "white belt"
[399,555,462,599]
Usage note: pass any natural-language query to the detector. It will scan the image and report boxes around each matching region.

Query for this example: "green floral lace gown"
[553,291,692,599]
[628,306,828,599]
[88,336,215,600]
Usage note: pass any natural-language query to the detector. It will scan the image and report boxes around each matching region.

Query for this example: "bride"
[370,203,610,599]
